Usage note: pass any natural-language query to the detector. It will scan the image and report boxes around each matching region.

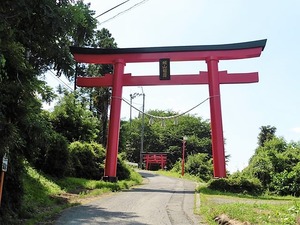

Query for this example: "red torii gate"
[70,39,266,182]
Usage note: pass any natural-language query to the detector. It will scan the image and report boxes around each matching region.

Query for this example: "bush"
[117,157,131,180]
[68,142,138,181]
[208,175,263,195]
[185,153,213,182]
[269,163,300,196]
[24,112,70,178]
[40,132,69,177]
[171,160,182,173]
[68,142,106,180]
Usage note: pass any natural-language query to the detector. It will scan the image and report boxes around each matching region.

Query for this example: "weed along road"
[55,171,204,225]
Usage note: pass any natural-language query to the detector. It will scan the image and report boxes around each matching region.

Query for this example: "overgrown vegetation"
[20,163,142,225]
[0,1,122,221]
[0,0,101,221]
[227,126,300,196]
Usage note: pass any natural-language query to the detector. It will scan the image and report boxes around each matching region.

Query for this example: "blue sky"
[47,0,300,172]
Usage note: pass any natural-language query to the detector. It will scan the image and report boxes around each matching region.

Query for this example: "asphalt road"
[55,171,204,225]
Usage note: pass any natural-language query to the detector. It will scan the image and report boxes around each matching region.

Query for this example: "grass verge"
[197,184,300,225]
[154,171,300,224]
[155,170,202,182]
[21,164,143,225]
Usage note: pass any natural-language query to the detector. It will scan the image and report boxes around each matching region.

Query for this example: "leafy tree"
[280,143,300,171]
[257,125,277,147]
[50,91,100,143]
[246,151,274,187]
[0,0,97,220]
[20,110,69,177]
[121,110,212,168]
[263,138,288,173]
[78,28,118,145]
[71,1,97,47]
[39,131,69,177]
[235,126,300,196]
[185,153,213,182]
[248,137,288,177]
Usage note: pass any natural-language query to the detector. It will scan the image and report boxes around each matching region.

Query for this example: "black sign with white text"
[159,58,170,80]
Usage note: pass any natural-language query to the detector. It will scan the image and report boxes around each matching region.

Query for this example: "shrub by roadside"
[207,176,263,195]
[68,141,106,180]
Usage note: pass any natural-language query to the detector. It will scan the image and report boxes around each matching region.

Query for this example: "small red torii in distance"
[70,39,266,182]
[142,153,167,171]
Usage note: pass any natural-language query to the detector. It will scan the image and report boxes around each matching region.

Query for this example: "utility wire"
[46,71,209,120]
[98,0,150,26]
[48,70,73,91]
[95,0,130,19]
[121,96,211,120]
[47,71,106,116]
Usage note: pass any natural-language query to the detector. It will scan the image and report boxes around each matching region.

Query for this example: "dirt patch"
[54,189,113,205]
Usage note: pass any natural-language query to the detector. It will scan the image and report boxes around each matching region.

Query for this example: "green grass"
[155,170,202,182]
[155,171,300,224]
[197,184,300,225]
[21,164,143,225]
[21,164,68,223]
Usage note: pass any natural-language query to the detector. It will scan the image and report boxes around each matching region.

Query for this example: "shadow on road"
[56,204,149,225]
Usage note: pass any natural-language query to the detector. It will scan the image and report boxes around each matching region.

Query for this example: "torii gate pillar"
[70,39,266,181]
[103,60,125,182]
[206,57,226,177]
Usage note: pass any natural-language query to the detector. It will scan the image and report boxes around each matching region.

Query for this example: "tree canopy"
[120,110,212,168]
[257,125,277,147]
[235,125,300,196]
[50,91,100,143]
[0,0,98,220]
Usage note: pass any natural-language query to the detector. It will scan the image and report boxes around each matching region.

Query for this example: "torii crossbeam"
[70,39,266,181]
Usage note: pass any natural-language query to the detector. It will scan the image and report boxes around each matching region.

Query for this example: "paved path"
[55,171,204,225]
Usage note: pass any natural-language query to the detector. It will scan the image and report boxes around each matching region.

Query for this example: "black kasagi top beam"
[70,39,267,55]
